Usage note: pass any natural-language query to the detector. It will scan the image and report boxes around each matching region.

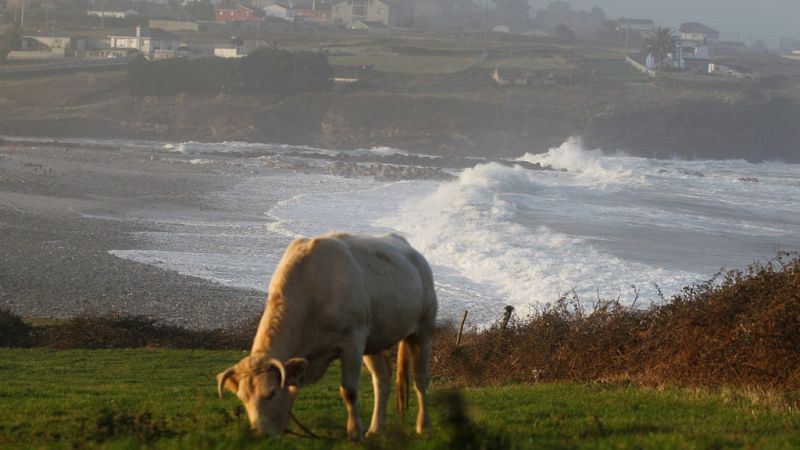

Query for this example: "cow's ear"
[217,366,240,398]
[284,358,309,387]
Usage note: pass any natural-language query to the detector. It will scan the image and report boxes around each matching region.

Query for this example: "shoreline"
[0,142,266,329]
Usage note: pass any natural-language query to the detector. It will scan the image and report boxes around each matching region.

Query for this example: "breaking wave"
[380,162,693,312]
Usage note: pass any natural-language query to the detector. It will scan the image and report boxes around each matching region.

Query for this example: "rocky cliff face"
[583,97,800,161]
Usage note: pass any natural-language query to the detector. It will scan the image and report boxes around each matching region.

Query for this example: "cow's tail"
[396,339,410,420]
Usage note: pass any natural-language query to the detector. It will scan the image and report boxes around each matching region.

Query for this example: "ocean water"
[55,136,797,326]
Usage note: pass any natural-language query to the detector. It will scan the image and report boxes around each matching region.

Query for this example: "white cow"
[217,232,438,439]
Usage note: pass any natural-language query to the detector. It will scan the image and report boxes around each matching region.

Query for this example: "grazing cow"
[216,232,438,439]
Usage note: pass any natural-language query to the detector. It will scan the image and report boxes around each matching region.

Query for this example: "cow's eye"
[266,389,276,401]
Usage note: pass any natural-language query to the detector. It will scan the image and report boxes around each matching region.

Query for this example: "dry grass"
[0,70,124,107]
[432,254,800,391]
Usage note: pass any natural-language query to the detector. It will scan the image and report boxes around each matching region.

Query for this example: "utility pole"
[20,0,24,28]
[625,19,630,57]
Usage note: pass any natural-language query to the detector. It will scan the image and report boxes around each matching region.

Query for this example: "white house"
[332,0,389,26]
[616,18,655,33]
[644,39,710,72]
[679,40,710,72]
[263,4,292,20]
[679,22,720,44]
[214,46,247,58]
[87,9,138,19]
[108,27,181,57]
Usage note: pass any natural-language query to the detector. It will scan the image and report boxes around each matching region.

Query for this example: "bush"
[240,48,332,95]
[554,24,576,40]
[126,48,332,97]
[432,254,800,390]
[126,56,240,97]
[0,309,35,347]
[0,26,21,63]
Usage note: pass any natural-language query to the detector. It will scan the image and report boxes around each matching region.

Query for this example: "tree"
[554,24,576,40]
[643,26,679,70]
[597,20,621,39]
[125,55,151,97]
[185,0,215,21]
[240,48,331,95]
[0,26,22,63]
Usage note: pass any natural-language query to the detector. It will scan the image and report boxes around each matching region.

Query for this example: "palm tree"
[643,26,679,70]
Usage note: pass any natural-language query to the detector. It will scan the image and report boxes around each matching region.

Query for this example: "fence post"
[455,310,468,347]
[501,305,514,331]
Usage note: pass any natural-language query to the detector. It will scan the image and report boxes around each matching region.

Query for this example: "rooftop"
[108,27,177,40]
[679,22,719,35]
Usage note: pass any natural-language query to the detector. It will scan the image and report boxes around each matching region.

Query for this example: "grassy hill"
[1,348,799,449]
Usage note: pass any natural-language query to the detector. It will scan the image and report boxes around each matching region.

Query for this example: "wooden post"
[501,305,514,331]
[455,310,468,347]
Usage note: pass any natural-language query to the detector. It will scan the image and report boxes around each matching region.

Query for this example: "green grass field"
[1,349,799,449]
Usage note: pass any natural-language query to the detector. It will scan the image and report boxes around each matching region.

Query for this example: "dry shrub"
[40,313,260,350]
[432,254,800,390]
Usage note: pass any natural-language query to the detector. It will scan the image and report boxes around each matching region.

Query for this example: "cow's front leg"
[340,349,365,440]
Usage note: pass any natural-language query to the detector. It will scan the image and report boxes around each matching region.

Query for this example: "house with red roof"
[215,4,263,22]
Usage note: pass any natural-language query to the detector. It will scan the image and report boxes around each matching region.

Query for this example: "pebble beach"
[0,141,265,329]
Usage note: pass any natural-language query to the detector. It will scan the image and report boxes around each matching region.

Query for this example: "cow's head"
[217,355,309,436]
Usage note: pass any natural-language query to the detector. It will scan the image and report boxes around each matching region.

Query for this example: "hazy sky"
[529,0,800,47]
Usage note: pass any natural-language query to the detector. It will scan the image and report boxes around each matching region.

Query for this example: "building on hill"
[293,1,334,24]
[20,35,87,53]
[7,35,83,60]
[643,38,710,73]
[779,37,800,59]
[263,4,293,20]
[331,0,389,26]
[107,26,181,58]
[214,46,247,57]
[251,0,279,7]
[679,22,720,44]
[215,3,263,22]
[87,9,139,19]
[615,18,654,34]
[678,40,710,72]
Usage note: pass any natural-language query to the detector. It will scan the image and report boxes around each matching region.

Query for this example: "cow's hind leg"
[363,352,391,437]
[406,334,432,433]
[340,346,366,440]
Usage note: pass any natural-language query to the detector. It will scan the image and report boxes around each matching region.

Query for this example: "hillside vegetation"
[1,32,799,161]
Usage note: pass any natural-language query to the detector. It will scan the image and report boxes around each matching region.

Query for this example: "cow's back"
[303,232,437,354]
